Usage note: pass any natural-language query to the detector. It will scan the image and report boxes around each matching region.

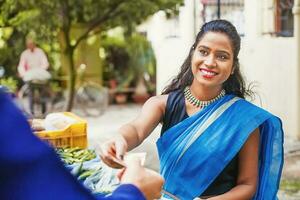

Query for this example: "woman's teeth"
[200,69,217,76]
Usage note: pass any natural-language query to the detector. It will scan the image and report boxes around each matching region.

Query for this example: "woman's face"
[191,32,234,90]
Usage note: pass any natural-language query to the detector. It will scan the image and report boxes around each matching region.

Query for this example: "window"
[275,0,294,37]
[200,0,245,36]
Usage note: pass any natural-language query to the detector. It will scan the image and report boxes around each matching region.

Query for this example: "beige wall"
[240,37,297,138]
[294,0,300,140]
[243,0,299,139]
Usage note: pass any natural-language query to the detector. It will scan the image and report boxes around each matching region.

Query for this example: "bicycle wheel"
[74,84,109,117]
[18,82,51,118]
[17,84,32,116]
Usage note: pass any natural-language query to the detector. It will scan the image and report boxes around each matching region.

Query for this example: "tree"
[0,0,183,110]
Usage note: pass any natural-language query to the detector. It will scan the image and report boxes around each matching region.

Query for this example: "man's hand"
[120,156,164,200]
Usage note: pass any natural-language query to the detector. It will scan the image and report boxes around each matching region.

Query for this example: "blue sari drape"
[157,95,283,200]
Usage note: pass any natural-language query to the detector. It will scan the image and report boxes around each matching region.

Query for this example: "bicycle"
[18,65,109,118]
[21,65,109,118]
[18,80,51,118]
[73,64,109,117]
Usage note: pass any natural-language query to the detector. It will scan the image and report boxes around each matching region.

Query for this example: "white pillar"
[180,0,196,46]
[293,0,300,139]
[244,0,260,38]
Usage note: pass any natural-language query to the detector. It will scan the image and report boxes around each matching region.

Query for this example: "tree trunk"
[65,47,76,111]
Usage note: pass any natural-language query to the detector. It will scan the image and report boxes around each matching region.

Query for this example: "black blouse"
[161,89,238,196]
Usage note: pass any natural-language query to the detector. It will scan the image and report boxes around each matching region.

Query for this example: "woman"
[100,20,283,199]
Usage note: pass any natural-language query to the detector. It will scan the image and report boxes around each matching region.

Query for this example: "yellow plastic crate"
[35,112,87,148]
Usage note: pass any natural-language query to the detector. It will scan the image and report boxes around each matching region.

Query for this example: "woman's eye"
[217,54,228,60]
[199,49,208,56]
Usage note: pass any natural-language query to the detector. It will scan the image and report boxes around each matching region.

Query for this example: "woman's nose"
[204,55,216,68]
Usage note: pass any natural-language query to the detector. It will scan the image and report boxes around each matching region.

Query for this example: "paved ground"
[85,104,300,199]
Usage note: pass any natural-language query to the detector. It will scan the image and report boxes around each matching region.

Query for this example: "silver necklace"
[184,87,226,108]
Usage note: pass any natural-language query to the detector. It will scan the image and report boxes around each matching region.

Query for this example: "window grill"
[275,0,294,37]
[200,0,245,36]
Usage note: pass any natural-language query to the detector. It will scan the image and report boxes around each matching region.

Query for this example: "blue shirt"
[0,91,145,200]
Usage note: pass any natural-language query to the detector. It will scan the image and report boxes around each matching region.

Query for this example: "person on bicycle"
[17,36,51,116]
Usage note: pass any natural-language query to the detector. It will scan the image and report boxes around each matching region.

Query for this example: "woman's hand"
[99,95,166,168]
[99,135,128,168]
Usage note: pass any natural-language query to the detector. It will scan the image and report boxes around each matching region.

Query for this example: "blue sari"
[157,95,283,200]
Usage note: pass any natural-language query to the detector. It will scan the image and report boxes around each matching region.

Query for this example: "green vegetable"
[56,147,96,165]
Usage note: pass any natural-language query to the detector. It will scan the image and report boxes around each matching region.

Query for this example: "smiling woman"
[99,20,284,200]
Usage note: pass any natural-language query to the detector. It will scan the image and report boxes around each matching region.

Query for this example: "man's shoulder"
[23,48,45,54]
[34,47,46,54]
[21,49,30,55]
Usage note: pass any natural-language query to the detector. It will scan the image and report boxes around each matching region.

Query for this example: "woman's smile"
[199,68,218,79]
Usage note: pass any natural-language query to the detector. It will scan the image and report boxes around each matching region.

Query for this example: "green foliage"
[0,29,25,79]
[0,77,18,92]
[280,179,300,194]
[8,9,40,26]
[1,0,183,47]
[101,32,156,92]
[126,33,156,78]
[0,0,183,109]
[101,35,129,83]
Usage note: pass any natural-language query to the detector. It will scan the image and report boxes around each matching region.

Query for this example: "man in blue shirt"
[0,90,163,200]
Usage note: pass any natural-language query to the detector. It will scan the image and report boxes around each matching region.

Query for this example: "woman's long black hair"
[161,19,252,99]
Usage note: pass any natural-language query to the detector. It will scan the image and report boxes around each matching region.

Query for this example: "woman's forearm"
[208,184,255,200]
[119,123,142,151]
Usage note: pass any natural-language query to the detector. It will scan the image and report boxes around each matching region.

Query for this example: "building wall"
[240,37,297,138]
[147,0,298,138]
[242,0,298,139]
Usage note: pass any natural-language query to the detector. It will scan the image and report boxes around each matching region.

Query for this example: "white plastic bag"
[44,113,77,131]
[23,68,51,82]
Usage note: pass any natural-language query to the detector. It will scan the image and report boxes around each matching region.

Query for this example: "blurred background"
[0,0,299,198]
